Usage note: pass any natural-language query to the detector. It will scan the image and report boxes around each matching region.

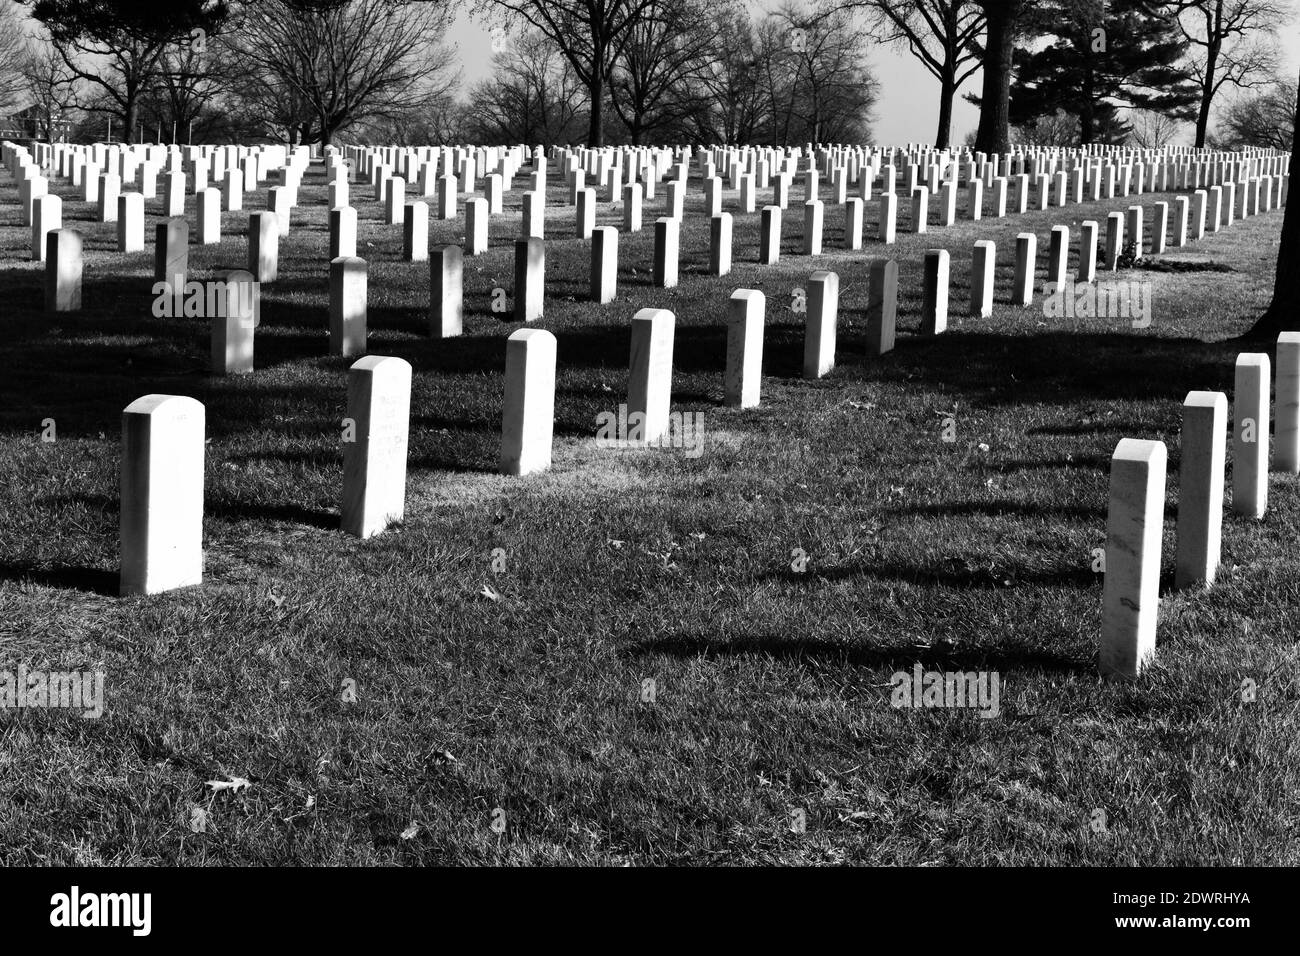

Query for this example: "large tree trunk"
[974,0,1022,155]
[935,65,956,149]
[1243,69,1300,340]
[587,75,605,147]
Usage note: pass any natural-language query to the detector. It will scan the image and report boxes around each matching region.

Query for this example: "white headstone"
[120,395,205,596]
[44,229,82,313]
[1100,438,1167,678]
[330,256,368,357]
[725,289,764,409]
[500,329,558,476]
[514,237,545,321]
[971,240,995,318]
[627,308,675,444]
[342,356,412,539]
[802,270,839,378]
[922,249,949,335]
[1175,391,1226,590]
[591,226,618,304]
[1233,353,1270,518]
[430,245,463,337]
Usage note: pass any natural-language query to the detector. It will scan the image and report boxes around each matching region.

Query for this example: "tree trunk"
[587,75,605,147]
[1244,69,1300,340]
[974,0,1021,155]
[935,65,956,149]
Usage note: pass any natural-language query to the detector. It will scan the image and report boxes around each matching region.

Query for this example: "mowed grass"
[0,154,1296,865]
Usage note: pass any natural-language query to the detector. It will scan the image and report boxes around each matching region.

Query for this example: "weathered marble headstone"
[31,194,61,262]
[465,196,489,254]
[1047,225,1069,290]
[1013,233,1036,307]
[623,183,642,232]
[804,199,824,255]
[330,205,358,259]
[1126,206,1143,257]
[211,272,257,375]
[627,308,676,444]
[1100,438,1167,678]
[915,248,948,335]
[843,197,863,250]
[1275,332,1300,474]
[710,212,732,276]
[866,258,898,355]
[120,395,205,596]
[117,193,144,252]
[98,173,121,222]
[430,245,463,338]
[725,289,764,408]
[1192,188,1207,240]
[759,206,781,264]
[1233,353,1270,518]
[223,166,242,211]
[341,356,412,539]
[154,218,189,293]
[329,256,368,357]
[1152,201,1169,254]
[591,226,618,303]
[198,188,221,244]
[404,201,429,262]
[164,170,186,218]
[910,186,929,234]
[521,190,545,238]
[971,239,995,318]
[1173,195,1189,247]
[249,212,279,283]
[1104,212,1124,270]
[44,229,82,313]
[879,192,897,244]
[437,173,457,219]
[514,237,545,321]
[1175,390,1226,590]
[654,217,680,288]
[802,270,839,378]
[268,186,292,237]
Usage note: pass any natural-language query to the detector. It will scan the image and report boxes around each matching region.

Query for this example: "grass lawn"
[0,153,1295,865]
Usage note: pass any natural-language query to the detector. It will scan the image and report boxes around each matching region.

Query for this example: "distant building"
[0,103,73,143]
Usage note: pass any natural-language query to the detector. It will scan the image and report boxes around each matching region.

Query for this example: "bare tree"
[483,0,661,147]
[1213,75,1295,149]
[0,2,29,116]
[1128,108,1184,148]
[30,0,224,139]
[831,0,984,148]
[609,0,723,144]
[20,41,83,144]
[769,2,878,144]
[1012,108,1080,146]
[461,29,588,144]
[225,0,455,145]
[690,8,767,143]
[1155,0,1287,147]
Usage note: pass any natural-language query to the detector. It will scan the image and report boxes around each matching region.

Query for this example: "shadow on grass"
[0,563,119,595]
[623,632,1085,673]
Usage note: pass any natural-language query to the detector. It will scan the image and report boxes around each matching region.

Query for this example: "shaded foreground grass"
[0,158,1296,865]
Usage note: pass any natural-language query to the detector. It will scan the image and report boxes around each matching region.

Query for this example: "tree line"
[0,0,1291,153]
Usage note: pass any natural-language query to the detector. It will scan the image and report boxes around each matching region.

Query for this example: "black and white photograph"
[0,0,1291,934]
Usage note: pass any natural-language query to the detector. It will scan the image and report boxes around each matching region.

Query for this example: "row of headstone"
[1100,337,1300,678]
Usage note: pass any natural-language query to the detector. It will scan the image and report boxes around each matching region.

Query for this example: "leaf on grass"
[401,823,420,840]
[206,776,251,794]
[479,584,503,602]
